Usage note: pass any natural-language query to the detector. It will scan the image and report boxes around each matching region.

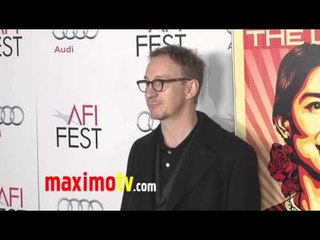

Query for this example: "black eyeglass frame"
[136,77,192,92]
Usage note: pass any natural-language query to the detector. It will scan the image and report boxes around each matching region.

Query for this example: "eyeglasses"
[136,77,192,92]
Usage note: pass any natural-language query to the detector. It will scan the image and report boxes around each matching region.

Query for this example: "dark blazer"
[121,111,261,210]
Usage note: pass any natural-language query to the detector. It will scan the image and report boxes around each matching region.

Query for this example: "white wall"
[0,29,232,210]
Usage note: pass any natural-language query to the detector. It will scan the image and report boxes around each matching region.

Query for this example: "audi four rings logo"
[0,106,24,126]
[57,198,104,211]
[52,30,99,40]
[136,111,159,132]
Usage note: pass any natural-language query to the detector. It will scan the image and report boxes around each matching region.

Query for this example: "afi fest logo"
[0,186,24,210]
[52,29,99,54]
[0,29,23,57]
[55,104,102,149]
[136,29,187,57]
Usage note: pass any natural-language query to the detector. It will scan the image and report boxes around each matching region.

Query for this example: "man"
[121,45,260,210]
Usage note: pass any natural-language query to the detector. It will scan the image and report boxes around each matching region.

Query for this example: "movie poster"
[233,29,320,210]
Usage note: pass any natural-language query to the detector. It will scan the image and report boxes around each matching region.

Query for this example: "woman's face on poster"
[292,66,320,172]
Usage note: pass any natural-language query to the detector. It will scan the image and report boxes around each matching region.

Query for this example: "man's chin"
[150,115,162,121]
[149,112,162,121]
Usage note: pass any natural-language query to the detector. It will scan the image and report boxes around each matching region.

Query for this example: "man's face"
[292,66,320,172]
[144,55,188,120]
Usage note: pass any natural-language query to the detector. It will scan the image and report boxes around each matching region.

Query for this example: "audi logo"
[0,106,24,126]
[52,30,99,40]
[57,198,104,211]
[136,111,159,132]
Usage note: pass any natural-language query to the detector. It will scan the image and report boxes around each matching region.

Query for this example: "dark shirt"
[159,120,199,194]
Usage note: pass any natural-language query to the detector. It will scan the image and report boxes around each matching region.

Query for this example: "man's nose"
[145,84,157,98]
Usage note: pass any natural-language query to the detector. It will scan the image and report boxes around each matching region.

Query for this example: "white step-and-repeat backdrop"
[0,29,232,210]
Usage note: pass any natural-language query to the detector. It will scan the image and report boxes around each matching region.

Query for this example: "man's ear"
[274,115,291,139]
[186,79,199,99]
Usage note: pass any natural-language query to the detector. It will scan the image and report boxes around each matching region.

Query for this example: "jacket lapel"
[165,142,217,210]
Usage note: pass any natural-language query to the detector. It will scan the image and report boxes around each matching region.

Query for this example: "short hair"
[273,43,320,123]
[149,45,205,103]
